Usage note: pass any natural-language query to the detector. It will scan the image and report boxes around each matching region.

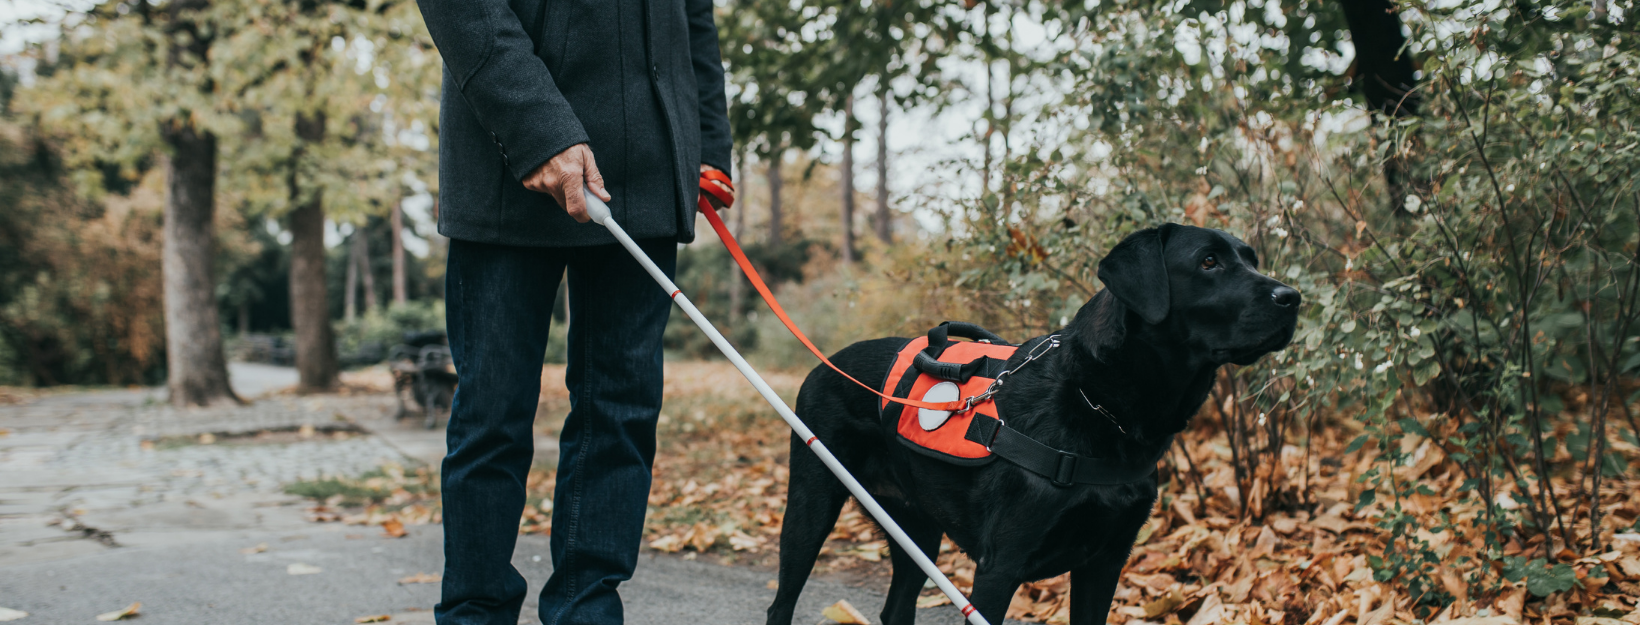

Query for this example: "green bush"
[0,121,167,387]
[920,0,1637,611]
[334,300,446,367]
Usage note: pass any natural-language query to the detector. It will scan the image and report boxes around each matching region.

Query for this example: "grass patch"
[284,464,440,509]
[284,478,392,506]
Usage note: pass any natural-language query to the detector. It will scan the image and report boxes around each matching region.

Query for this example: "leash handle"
[699,167,736,210]
[698,203,970,412]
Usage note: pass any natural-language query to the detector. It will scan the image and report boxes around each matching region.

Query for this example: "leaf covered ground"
[295,362,1640,625]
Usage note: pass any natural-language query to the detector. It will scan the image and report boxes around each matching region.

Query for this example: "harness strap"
[963,415,1166,486]
[697,191,970,412]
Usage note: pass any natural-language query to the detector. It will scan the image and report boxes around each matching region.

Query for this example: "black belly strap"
[963,415,1167,486]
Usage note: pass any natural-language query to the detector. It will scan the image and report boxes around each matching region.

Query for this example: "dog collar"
[1077,388,1127,435]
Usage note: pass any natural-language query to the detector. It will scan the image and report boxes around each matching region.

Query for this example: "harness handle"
[923,321,1010,360]
[696,176,971,412]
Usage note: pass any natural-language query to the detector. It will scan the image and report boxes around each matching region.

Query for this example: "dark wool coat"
[417,0,733,246]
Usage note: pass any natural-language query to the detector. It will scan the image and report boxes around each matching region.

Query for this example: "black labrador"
[767,224,1301,625]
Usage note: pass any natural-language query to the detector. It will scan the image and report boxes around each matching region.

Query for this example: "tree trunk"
[344,232,359,323]
[767,152,784,247]
[358,227,377,314]
[1339,0,1420,208]
[840,94,857,264]
[391,200,407,305]
[981,57,995,197]
[1339,0,1419,117]
[874,85,892,244]
[288,111,338,393]
[728,151,746,324]
[161,126,239,407]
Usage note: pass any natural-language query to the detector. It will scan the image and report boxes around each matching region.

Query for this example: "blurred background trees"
[2,0,1637,612]
[3,0,439,401]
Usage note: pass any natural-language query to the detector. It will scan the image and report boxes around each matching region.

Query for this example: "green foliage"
[20,0,442,221]
[333,300,445,366]
[664,238,815,360]
[1501,556,1580,598]
[915,0,1637,607]
[0,120,167,386]
[8,0,445,386]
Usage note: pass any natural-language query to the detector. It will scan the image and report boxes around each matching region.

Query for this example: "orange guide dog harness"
[880,329,1019,464]
[878,323,1168,486]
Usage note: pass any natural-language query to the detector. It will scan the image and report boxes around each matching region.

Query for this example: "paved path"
[0,367,970,625]
[0,523,963,625]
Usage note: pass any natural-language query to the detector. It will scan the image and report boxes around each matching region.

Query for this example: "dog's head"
[1091,224,1299,366]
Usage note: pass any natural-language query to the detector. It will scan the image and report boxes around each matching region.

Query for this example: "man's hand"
[524,143,609,223]
[700,164,734,211]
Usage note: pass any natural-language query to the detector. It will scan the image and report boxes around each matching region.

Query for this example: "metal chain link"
[962,334,1061,412]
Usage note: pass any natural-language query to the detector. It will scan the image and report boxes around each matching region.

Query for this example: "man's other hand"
[700,164,734,211]
[524,143,610,223]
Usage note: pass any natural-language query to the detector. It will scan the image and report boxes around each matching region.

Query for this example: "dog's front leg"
[1068,561,1125,625]
[966,565,1022,625]
[879,515,943,625]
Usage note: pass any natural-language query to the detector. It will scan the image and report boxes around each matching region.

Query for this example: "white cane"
[583,189,991,625]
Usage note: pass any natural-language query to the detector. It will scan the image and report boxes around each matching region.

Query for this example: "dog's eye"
[1200,255,1219,270]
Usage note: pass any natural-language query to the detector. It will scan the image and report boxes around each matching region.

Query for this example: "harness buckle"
[1053,453,1077,486]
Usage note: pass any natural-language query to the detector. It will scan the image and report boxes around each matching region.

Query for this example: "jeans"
[436,237,677,625]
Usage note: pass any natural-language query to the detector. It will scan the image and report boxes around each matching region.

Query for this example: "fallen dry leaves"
[354,615,391,623]
[380,518,407,538]
[398,572,441,585]
[294,362,1640,624]
[293,464,442,537]
[623,363,1640,624]
[286,563,322,575]
[823,599,872,625]
[94,602,140,621]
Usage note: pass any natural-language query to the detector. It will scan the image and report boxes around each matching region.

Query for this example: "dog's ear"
[1097,225,1175,325]
[1070,289,1127,362]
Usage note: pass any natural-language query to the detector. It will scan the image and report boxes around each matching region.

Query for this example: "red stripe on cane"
[669,290,681,299]
[805,436,817,446]
[961,605,976,617]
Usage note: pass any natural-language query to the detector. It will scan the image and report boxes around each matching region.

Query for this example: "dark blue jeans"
[436,237,676,625]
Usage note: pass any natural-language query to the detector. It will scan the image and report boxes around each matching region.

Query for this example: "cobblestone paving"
[0,388,417,563]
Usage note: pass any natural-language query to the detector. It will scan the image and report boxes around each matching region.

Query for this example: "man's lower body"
[436,237,677,625]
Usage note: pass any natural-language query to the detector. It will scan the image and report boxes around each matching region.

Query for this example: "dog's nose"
[1271,286,1301,308]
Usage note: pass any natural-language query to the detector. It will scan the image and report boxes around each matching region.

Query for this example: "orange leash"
[696,169,969,412]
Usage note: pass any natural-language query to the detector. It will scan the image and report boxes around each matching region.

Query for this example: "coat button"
[651,64,659,80]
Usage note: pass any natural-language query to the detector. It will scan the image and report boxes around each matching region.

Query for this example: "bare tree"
[162,130,239,407]
[358,227,377,314]
[1339,0,1420,204]
[344,230,359,322]
[727,150,747,323]
[873,85,891,243]
[767,150,784,247]
[391,200,407,305]
[839,94,857,263]
[288,110,338,393]
[159,0,237,407]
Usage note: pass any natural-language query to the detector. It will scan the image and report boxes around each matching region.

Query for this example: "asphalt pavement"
[0,364,973,625]
[0,522,962,625]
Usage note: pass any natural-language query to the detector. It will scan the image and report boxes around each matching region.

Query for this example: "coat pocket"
[532,0,570,76]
